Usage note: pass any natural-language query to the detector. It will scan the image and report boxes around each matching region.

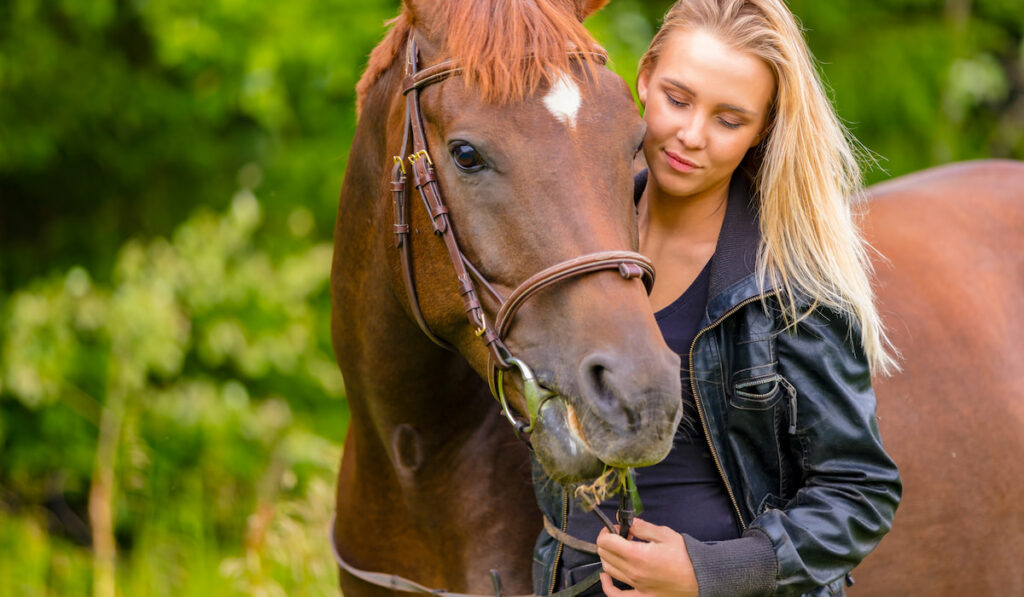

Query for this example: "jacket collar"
[635,169,773,323]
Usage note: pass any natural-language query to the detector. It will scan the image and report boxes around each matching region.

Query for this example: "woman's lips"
[664,150,700,172]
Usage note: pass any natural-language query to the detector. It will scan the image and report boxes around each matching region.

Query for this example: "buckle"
[407,149,433,167]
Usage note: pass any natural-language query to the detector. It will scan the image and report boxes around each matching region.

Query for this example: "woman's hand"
[596,518,699,597]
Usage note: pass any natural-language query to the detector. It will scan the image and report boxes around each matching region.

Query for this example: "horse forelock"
[355,0,606,115]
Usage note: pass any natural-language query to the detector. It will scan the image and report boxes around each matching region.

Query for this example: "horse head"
[360,0,683,484]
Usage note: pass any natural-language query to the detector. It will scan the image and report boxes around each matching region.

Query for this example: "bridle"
[391,35,656,437]
[332,33,649,597]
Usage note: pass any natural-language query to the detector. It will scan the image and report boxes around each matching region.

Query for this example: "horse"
[332,1,1024,594]
[330,1,684,594]
[851,159,1024,595]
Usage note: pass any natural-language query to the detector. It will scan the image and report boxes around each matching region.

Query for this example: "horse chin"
[531,397,605,483]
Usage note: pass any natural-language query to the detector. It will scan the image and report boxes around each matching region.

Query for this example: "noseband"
[391,36,656,435]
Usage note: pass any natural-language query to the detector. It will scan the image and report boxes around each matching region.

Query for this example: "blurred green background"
[0,0,1020,594]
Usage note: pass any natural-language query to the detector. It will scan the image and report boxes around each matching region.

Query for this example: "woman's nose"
[677,113,708,150]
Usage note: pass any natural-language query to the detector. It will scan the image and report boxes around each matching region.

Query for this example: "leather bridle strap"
[487,252,654,398]
[400,37,509,364]
[392,59,453,351]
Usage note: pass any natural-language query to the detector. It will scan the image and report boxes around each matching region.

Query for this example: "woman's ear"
[637,70,650,107]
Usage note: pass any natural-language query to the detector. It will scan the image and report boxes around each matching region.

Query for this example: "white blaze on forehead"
[543,74,582,129]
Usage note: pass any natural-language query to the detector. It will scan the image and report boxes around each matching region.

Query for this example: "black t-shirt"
[557,174,739,592]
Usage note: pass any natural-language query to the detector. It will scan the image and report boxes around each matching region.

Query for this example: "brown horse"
[332,2,1024,594]
[330,1,683,594]
[852,159,1024,595]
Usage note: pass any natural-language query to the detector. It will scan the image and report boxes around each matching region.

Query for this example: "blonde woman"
[532,1,901,595]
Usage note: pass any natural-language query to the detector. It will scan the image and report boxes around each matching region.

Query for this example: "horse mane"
[355,0,607,116]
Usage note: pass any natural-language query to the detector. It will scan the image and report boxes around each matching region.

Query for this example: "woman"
[532,1,902,595]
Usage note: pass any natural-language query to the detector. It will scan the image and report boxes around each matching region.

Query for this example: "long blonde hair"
[640,0,897,374]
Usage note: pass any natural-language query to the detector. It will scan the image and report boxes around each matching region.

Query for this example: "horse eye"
[450,143,486,172]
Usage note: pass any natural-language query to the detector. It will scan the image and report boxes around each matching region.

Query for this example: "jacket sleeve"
[684,306,902,597]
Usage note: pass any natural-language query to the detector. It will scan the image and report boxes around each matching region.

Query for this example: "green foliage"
[1,193,343,593]
[787,0,1024,181]
[0,0,400,287]
[1,0,1021,594]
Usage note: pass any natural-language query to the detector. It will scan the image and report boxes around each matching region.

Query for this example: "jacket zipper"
[688,291,776,532]
[779,376,798,435]
[548,489,569,595]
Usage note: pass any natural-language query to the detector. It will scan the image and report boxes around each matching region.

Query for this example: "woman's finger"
[597,528,633,558]
[597,541,634,576]
[599,558,632,585]
[626,518,673,543]
[600,572,636,596]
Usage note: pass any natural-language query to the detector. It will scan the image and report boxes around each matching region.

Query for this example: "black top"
[558,172,740,589]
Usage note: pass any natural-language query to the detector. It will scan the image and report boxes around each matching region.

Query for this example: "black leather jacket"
[532,173,901,597]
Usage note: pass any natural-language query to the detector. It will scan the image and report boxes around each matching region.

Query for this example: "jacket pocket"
[731,372,784,410]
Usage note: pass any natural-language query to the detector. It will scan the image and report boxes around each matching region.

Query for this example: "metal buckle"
[475,311,489,337]
[393,155,406,175]
[407,149,433,167]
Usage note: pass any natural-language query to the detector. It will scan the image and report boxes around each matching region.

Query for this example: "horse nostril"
[579,353,635,426]
[587,363,612,405]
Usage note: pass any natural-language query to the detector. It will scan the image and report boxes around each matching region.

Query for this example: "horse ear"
[573,0,609,21]
[399,0,446,46]
[401,0,440,28]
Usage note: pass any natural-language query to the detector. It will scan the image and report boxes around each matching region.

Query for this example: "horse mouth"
[529,388,679,483]
[531,395,605,483]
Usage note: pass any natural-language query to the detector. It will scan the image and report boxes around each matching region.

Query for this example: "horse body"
[332,2,1024,593]
[853,160,1024,595]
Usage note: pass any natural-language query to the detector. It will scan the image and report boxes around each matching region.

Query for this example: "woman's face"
[638,28,775,200]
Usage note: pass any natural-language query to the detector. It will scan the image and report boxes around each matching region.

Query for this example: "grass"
[0,474,340,596]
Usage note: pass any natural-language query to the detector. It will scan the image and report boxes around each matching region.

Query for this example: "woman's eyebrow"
[662,77,757,117]
[720,103,756,117]
[663,77,696,96]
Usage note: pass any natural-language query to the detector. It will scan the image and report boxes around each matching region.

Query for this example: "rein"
[335,32,649,595]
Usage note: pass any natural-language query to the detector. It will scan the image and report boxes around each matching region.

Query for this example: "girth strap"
[331,516,601,597]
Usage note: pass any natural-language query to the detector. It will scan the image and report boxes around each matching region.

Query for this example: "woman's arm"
[597,306,902,596]
[740,306,902,594]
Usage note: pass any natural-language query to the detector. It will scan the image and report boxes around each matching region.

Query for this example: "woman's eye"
[719,119,741,130]
[666,94,688,108]
[450,143,486,172]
